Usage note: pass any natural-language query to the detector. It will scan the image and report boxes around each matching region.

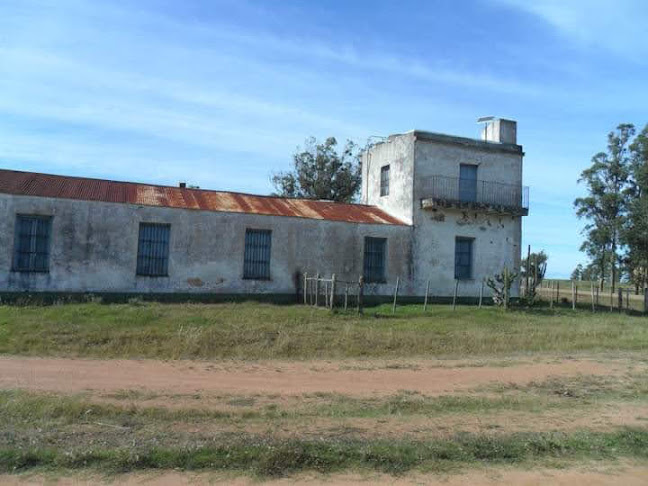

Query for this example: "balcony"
[420,175,529,216]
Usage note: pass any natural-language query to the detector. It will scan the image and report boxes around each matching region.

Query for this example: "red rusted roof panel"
[0,169,406,225]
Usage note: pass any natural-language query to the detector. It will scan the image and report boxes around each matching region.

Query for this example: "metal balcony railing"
[420,175,529,214]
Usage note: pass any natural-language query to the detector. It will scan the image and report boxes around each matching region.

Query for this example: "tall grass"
[0,302,647,359]
[2,429,647,476]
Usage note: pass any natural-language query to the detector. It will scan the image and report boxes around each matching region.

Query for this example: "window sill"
[136,274,169,278]
[243,277,272,281]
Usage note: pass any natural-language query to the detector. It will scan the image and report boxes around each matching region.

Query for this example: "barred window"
[363,237,387,283]
[244,229,272,280]
[136,223,170,277]
[454,237,473,280]
[380,165,390,196]
[12,215,52,273]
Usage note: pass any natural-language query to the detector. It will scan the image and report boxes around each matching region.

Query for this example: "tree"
[571,264,584,281]
[624,124,648,292]
[574,124,635,293]
[271,137,361,203]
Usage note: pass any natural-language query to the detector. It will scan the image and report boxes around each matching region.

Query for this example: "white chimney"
[478,117,517,144]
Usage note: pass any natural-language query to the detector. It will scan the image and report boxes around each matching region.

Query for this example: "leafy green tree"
[571,264,584,281]
[574,124,635,292]
[624,124,648,292]
[580,262,603,282]
[271,137,361,203]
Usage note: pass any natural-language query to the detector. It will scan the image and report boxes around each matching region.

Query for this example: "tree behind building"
[271,137,361,203]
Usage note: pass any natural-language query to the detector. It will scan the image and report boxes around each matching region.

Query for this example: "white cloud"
[496,0,648,58]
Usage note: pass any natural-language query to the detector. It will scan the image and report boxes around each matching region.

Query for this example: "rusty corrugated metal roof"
[0,169,406,225]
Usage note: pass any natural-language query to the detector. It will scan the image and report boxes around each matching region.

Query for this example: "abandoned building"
[0,117,528,298]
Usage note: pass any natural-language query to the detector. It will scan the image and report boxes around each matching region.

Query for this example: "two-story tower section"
[361,118,528,297]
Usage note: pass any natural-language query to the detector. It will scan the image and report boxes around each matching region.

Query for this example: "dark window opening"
[459,164,478,203]
[454,237,473,280]
[364,237,387,282]
[12,215,52,273]
[244,229,272,280]
[137,223,170,277]
[380,165,390,196]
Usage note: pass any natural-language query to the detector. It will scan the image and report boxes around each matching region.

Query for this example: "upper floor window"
[12,215,52,273]
[137,223,170,277]
[364,237,387,283]
[459,164,478,203]
[454,237,474,280]
[380,165,390,196]
[244,229,272,280]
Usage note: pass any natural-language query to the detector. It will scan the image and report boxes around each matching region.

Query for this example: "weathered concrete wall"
[413,135,522,186]
[361,133,415,225]
[410,136,524,296]
[0,194,412,295]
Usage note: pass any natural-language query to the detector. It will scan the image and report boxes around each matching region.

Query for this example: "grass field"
[0,301,647,359]
[1,301,647,483]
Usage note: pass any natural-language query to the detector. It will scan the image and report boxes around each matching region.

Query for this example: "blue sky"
[1,0,647,278]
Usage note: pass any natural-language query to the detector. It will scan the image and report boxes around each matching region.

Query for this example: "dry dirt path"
[4,464,648,485]
[0,356,628,397]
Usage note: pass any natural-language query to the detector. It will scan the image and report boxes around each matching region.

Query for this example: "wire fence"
[303,273,648,314]
[302,272,489,314]
[537,279,648,313]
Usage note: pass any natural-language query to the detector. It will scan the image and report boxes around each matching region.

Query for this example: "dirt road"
[4,465,648,485]
[0,356,625,396]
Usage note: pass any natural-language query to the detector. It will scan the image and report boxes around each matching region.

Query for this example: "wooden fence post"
[452,279,459,311]
[556,281,560,307]
[503,269,509,311]
[618,288,623,313]
[330,274,336,309]
[625,288,630,312]
[591,283,595,312]
[357,276,364,314]
[315,273,320,307]
[303,272,308,305]
[525,245,531,298]
[392,277,400,315]
[478,279,484,309]
[549,280,554,309]
[533,254,538,298]
[644,288,648,314]
[344,285,349,311]
[571,281,576,310]
[424,279,430,312]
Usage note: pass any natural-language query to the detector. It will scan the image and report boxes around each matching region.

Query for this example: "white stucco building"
[0,117,527,299]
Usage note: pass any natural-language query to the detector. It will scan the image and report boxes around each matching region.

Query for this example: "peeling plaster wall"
[361,133,415,225]
[0,194,412,295]
[411,137,524,296]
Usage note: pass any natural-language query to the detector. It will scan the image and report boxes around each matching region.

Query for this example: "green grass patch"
[1,429,647,476]
[1,302,648,359]
[486,373,648,401]
[0,390,559,427]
